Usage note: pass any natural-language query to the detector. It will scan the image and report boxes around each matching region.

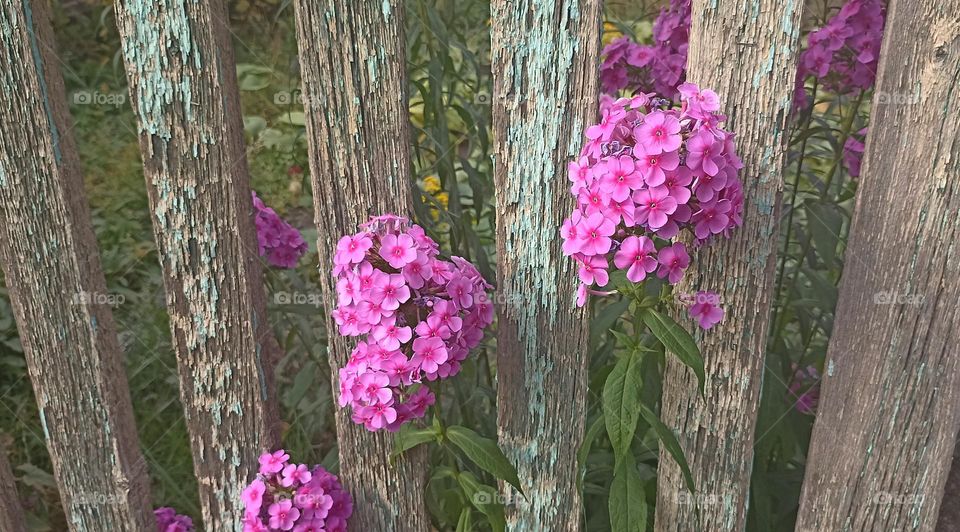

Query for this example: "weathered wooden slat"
[112,1,281,529]
[489,1,601,529]
[0,445,27,532]
[0,1,154,529]
[290,2,428,529]
[653,2,803,530]
[796,0,960,529]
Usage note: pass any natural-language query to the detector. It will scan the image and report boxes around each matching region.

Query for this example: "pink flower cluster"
[794,0,886,107]
[600,0,691,97]
[561,85,743,315]
[253,191,308,269]
[332,215,494,431]
[842,127,868,177]
[241,450,352,532]
[154,507,193,532]
[787,365,821,415]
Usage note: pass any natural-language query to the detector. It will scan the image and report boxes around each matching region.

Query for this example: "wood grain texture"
[290,2,429,530]
[113,1,281,529]
[0,445,26,532]
[490,1,601,529]
[795,0,960,529]
[0,1,154,529]
[653,1,803,530]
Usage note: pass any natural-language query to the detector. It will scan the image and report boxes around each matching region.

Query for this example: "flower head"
[332,216,494,431]
[243,451,352,531]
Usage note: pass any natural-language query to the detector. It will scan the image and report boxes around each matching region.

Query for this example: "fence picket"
[290,2,429,529]
[0,1,154,529]
[112,1,282,529]
[795,0,960,528]
[653,1,804,529]
[489,1,601,529]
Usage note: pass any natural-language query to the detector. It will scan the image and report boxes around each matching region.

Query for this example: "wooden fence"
[0,0,958,531]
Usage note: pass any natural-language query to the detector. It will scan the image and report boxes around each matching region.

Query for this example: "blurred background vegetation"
[0,0,869,530]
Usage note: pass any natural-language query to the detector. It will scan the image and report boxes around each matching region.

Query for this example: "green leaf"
[577,415,605,489]
[608,454,648,532]
[641,308,705,394]
[446,425,524,494]
[392,424,439,458]
[603,351,643,463]
[458,471,506,532]
[590,297,632,349]
[456,507,474,532]
[806,200,843,266]
[277,111,306,126]
[638,403,695,494]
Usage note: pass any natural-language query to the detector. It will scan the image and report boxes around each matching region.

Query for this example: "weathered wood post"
[489,1,601,529]
[113,1,281,528]
[653,1,803,530]
[290,1,429,529]
[795,0,960,528]
[0,1,154,529]
[0,446,26,532]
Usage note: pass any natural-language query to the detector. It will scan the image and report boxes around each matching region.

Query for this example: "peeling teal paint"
[39,405,50,440]
[118,0,201,138]
[753,46,775,88]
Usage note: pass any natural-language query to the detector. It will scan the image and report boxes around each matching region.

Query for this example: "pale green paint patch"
[119,0,201,138]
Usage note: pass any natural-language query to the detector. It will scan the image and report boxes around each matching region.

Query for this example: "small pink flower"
[576,212,616,255]
[613,236,658,283]
[412,337,448,374]
[268,499,300,531]
[656,242,690,285]
[335,234,373,265]
[635,111,682,155]
[688,291,724,330]
[258,449,290,475]
[577,255,609,287]
[369,273,410,310]
[281,463,313,488]
[241,478,266,513]
[379,233,418,268]
[600,156,643,202]
[635,187,678,229]
[634,146,680,187]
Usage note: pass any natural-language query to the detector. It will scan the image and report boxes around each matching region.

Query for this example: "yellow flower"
[436,192,449,209]
[603,21,623,46]
[423,175,442,194]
